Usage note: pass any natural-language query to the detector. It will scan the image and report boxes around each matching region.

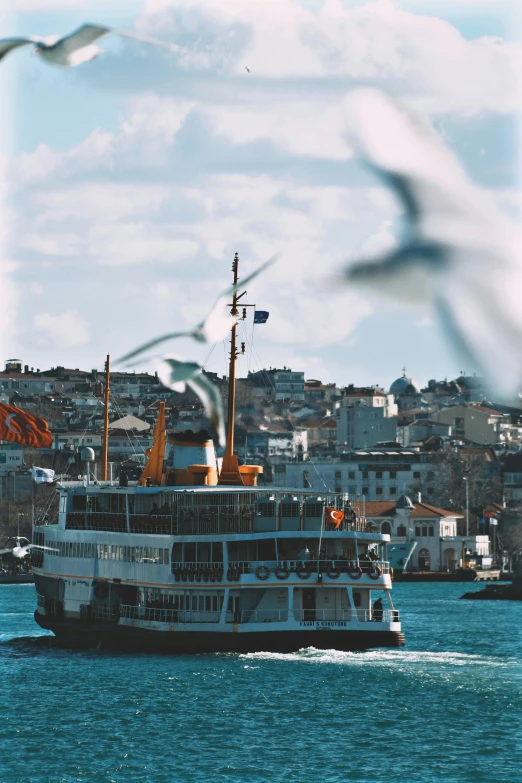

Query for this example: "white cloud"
[33,310,90,349]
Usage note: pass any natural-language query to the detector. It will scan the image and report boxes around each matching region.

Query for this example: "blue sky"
[1,0,520,391]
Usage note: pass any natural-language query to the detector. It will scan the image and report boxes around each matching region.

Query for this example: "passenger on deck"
[373,597,384,621]
[149,502,159,516]
[297,547,311,561]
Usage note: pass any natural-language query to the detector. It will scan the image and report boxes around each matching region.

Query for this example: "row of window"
[335,470,433,480]
[47,541,170,564]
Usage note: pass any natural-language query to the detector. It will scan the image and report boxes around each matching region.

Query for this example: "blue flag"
[254,310,269,324]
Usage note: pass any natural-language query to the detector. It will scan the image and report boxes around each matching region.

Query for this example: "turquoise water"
[1,583,521,783]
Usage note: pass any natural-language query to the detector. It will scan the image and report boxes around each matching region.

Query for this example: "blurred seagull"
[117,255,276,365]
[245,66,250,73]
[0,23,179,68]
[155,356,226,447]
[0,537,58,559]
[343,88,522,396]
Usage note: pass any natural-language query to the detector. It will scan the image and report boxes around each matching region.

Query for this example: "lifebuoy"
[349,566,363,580]
[327,566,340,580]
[215,567,223,582]
[187,569,194,582]
[181,569,188,582]
[275,565,289,580]
[93,582,109,600]
[255,565,270,580]
[227,567,234,582]
[297,567,311,579]
[369,565,382,580]
[174,569,181,582]
[202,569,210,582]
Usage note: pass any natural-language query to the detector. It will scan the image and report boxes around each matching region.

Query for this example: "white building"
[364,495,489,571]
[275,450,440,499]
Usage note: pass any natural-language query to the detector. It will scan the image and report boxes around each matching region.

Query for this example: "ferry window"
[185,543,196,563]
[191,596,198,611]
[172,543,183,563]
[205,596,211,612]
[212,596,218,612]
[198,595,204,611]
[352,591,362,607]
[228,542,239,561]
[257,503,275,517]
[72,494,86,511]
[164,549,169,564]
[212,542,223,563]
[415,525,421,537]
[198,543,211,563]
[304,504,323,518]
[257,538,276,560]
[397,525,406,537]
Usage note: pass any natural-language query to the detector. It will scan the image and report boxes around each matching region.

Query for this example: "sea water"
[0,582,521,783]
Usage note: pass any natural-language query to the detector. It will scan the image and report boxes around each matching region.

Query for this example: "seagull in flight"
[155,356,226,447]
[0,23,179,68]
[117,255,276,365]
[343,88,522,396]
[0,537,58,559]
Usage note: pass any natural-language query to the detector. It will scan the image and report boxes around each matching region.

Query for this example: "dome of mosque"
[390,369,420,395]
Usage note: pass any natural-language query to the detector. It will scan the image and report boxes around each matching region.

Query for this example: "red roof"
[364,501,461,518]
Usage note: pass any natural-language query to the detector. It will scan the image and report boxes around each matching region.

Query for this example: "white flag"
[32,466,55,484]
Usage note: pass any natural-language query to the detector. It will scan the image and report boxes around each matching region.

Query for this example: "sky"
[0,0,521,391]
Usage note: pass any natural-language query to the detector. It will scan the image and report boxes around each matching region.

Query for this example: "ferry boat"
[32,257,404,652]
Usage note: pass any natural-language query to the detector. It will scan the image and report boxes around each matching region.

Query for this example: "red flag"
[325,508,345,528]
[0,402,53,448]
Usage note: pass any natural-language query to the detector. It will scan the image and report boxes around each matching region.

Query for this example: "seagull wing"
[345,89,480,224]
[28,544,59,552]
[116,331,194,365]
[155,356,225,446]
[200,254,277,342]
[0,38,36,61]
[155,356,203,386]
[219,255,277,301]
[187,373,226,448]
[436,240,522,396]
[47,24,111,56]
[112,28,180,53]
[0,547,13,555]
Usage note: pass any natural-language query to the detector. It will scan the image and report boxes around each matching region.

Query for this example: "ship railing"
[172,561,224,580]
[228,559,390,576]
[90,604,120,622]
[239,609,399,623]
[120,605,221,624]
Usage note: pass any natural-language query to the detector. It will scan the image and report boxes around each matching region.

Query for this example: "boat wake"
[239,647,515,668]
